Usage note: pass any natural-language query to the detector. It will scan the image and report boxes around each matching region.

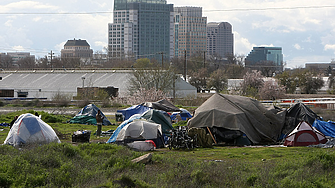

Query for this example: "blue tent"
[171,108,192,121]
[313,119,335,138]
[106,115,142,143]
[117,105,150,120]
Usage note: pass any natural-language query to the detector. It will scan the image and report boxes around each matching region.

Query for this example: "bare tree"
[0,54,13,69]
[128,68,175,95]
[17,57,36,69]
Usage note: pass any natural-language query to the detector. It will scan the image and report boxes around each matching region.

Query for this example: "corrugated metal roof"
[0,70,196,99]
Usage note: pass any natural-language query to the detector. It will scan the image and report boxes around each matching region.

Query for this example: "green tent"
[141,109,173,135]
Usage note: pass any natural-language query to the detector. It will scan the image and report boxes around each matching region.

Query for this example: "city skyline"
[0,1,335,68]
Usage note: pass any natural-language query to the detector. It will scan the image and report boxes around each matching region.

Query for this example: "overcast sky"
[1,0,335,68]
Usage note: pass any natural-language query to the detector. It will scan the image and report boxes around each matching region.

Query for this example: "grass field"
[1,109,335,187]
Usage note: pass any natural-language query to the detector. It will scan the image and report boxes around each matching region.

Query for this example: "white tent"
[116,120,162,142]
[4,113,61,146]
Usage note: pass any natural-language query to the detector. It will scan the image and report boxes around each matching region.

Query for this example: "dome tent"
[69,104,111,125]
[284,121,327,147]
[113,119,165,148]
[4,113,61,147]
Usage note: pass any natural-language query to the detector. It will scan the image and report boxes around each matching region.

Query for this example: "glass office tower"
[245,47,283,71]
[108,0,174,60]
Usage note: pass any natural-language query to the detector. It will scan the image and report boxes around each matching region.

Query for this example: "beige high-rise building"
[61,38,93,59]
[207,22,234,59]
[174,7,207,58]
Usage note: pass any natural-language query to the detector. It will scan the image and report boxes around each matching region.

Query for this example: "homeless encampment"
[117,99,180,121]
[187,94,286,144]
[4,113,61,147]
[284,121,327,146]
[142,99,180,112]
[69,104,111,125]
[283,103,320,135]
[312,120,335,138]
[108,119,164,148]
[141,109,173,135]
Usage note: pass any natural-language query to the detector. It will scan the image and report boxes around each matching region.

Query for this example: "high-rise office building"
[174,7,207,58]
[108,0,174,61]
[207,22,234,59]
[245,47,283,72]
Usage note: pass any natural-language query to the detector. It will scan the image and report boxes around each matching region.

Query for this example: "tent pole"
[207,127,217,144]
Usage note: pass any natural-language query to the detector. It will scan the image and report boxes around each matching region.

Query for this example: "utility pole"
[48,50,54,69]
[184,50,187,81]
[158,52,164,68]
[203,51,206,68]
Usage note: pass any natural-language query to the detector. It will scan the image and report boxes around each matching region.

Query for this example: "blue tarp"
[117,105,150,120]
[313,119,335,138]
[106,115,142,143]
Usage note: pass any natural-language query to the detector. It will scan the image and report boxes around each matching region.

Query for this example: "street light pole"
[81,77,85,88]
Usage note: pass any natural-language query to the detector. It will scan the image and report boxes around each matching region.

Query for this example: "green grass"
[1,110,335,187]
[0,110,119,143]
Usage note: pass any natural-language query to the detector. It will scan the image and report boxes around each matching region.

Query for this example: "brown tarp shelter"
[142,99,180,112]
[187,94,286,144]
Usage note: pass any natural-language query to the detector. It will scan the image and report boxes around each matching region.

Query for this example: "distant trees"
[188,68,208,92]
[240,70,264,97]
[258,80,286,100]
[206,69,228,93]
[240,70,286,99]
[17,57,36,69]
[276,69,324,94]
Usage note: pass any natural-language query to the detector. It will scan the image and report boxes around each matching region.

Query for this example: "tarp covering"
[283,103,320,135]
[142,99,180,112]
[117,105,150,120]
[312,120,335,138]
[141,109,173,135]
[69,115,96,125]
[4,113,61,146]
[69,104,111,125]
[284,121,327,146]
[187,94,286,144]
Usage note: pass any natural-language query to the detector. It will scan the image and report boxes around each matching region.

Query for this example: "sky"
[1,1,335,68]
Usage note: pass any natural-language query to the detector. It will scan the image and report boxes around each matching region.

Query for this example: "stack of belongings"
[72,130,91,143]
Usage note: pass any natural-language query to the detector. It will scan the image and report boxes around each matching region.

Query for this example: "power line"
[1,5,335,15]
[204,5,335,12]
